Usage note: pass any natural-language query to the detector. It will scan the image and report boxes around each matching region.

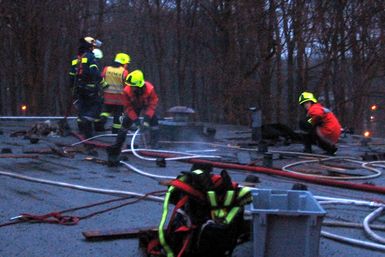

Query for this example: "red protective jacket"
[307,103,342,144]
[123,81,159,121]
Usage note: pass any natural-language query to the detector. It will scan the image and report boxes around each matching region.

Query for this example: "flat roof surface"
[1,119,385,257]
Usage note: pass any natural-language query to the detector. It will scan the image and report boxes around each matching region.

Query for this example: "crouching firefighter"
[148,166,252,257]
[69,36,107,138]
[106,69,160,166]
[298,91,342,155]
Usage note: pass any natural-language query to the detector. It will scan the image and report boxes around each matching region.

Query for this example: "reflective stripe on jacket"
[101,66,129,105]
[69,51,101,89]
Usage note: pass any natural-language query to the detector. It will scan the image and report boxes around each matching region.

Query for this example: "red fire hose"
[138,150,385,195]
[70,133,385,195]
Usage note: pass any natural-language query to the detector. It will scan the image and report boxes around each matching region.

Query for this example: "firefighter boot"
[302,134,313,153]
[106,145,121,167]
[77,118,84,133]
[298,129,316,154]
[106,128,127,167]
[94,116,107,132]
[328,145,338,155]
[303,141,313,153]
[81,119,94,139]
[150,127,160,148]
[111,116,122,134]
[318,139,338,155]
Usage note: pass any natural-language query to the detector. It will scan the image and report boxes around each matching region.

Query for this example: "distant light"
[364,131,371,138]
[370,105,377,111]
[370,115,375,121]
[21,105,27,111]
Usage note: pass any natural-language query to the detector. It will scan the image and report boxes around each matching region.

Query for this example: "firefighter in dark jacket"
[107,69,159,165]
[94,53,130,133]
[298,91,341,154]
[69,36,106,138]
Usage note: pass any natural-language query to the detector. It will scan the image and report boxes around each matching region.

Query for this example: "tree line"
[1,0,384,133]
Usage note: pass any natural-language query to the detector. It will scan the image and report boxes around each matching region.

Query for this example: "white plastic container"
[250,189,326,257]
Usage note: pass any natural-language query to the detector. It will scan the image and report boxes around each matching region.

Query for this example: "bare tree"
[0,0,384,133]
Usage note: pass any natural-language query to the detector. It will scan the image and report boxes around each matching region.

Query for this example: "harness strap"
[177,232,193,257]
[167,195,189,234]
[158,191,175,257]
[169,179,206,201]
[76,54,86,76]
[147,238,162,256]
[211,175,238,189]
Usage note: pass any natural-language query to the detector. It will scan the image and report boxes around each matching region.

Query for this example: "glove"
[141,120,150,130]
[299,119,313,132]
[141,115,151,130]
[133,119,141,128]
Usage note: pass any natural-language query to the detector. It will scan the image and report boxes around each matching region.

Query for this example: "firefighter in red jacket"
[94,53,130,133]
[298,92,341,154]
[107,69,159,165]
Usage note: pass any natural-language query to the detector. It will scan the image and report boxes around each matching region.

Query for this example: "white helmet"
[92,48,103,59]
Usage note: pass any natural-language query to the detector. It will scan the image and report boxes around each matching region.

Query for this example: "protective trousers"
[113,113,159,150]
[76,89,102,138]
[94,104,123,133]
[300,120,337,154]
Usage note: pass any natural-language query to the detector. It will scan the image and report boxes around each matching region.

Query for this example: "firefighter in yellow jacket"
[94,53,130,133]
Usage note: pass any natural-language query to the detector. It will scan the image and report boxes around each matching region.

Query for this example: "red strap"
[175,225,191,233]
[169,180,205,201]
[147,238,162,256]
[177,232,193,257]
[76,53,85,76]
[212,175,223,188]
[167,195,189,234]
[20,212,80,225]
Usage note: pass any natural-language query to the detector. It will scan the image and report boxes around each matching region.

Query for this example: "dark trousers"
[299,120,337,154]
[113,111,159,150]
[76,92,102,138]
[94,104,124,133]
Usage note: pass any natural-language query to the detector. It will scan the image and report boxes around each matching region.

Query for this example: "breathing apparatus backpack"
[148,166,252,257]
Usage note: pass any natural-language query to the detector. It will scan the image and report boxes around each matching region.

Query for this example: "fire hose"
[71,131,385,194]
[134,150,385,195]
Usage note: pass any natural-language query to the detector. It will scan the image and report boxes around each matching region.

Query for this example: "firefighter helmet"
[114,53,130,65]
[80,36,102,48]
[126,70,145,88]
[93,48,103,59]
[298,92,317,105]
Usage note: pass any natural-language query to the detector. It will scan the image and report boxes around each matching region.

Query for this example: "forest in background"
[1,0,385,133]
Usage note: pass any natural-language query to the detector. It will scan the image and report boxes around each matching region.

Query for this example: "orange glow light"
[370,105,377,111]
[364,131,371,138]
[21,105,27,111]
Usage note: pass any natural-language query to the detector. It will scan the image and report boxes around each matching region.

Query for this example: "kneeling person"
[298,91,341,154]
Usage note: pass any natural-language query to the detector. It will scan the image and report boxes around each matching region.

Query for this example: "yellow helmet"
[114,53,130,65]
[298,92,317,105]
[126,70,145,88]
